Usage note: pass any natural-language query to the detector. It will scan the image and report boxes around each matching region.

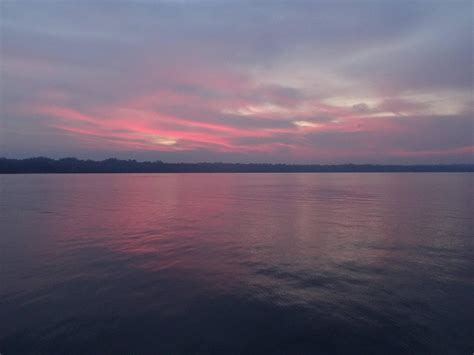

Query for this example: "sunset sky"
[1,1,472,163]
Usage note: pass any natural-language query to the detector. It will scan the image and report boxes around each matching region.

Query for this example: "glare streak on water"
[0,173,473,354]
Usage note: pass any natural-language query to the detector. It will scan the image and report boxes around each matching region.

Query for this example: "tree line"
[1,157,473,173]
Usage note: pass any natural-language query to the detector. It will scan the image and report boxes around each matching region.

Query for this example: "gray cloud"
[1,0,472,163]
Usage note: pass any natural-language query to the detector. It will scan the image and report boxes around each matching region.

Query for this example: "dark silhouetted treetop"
[0,157,472,173]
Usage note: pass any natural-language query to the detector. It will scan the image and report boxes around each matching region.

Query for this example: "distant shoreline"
[1,157,473,173]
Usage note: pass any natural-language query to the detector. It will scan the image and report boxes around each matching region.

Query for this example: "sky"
[1,0,473,164]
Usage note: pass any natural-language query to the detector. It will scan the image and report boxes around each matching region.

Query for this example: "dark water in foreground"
[0,173,472,354]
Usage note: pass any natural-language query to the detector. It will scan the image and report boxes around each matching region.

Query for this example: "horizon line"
[1,157,473,174]
[1,156,474,166]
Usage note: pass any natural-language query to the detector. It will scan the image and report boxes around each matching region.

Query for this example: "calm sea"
[0,173,472,354]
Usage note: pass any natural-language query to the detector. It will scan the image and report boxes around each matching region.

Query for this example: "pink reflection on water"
[25,173,471,306]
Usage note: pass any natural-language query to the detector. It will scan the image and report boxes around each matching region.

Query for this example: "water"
[0,173,472,354]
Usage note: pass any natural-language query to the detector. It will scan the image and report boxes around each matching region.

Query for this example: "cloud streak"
[1,1,472,163]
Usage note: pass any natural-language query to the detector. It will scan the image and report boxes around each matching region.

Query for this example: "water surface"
[1,173,473,354]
